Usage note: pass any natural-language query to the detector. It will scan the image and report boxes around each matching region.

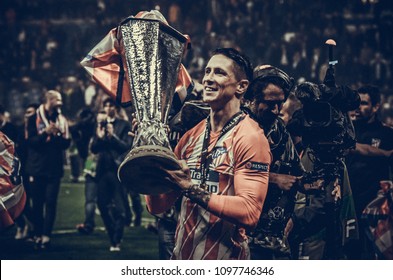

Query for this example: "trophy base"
[118,145,181,195]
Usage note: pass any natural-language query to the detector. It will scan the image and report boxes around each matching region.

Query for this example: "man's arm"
[269,172,300,191]
[206,165,270,230]
[352,143,393,157]
[25,114,49,147]
[106,121,132,153]
[145,190,182,215]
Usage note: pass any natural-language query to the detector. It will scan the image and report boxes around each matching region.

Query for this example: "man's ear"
[372,103,380,114]
[236,79,249,96]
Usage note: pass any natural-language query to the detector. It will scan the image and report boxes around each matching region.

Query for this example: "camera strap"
[199,111,244,189]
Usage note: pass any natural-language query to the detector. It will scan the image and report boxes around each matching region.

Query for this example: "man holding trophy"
[82,11,271,260]
[145,47,272,260]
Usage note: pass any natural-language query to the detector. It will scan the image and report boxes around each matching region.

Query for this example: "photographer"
[243,65,304,259]
[25,90,71,249]
[289,78,360,259]
[90,98,133,251]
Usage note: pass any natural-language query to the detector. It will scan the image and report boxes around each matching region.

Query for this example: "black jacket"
[25,112,71,178]
[90,118,132,178]
[347,119,393,216]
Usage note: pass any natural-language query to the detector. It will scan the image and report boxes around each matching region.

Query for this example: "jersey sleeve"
[207,119,272,229]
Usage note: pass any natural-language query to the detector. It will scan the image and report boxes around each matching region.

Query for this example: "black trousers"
[31,176,61,237]
[96,171,127,246]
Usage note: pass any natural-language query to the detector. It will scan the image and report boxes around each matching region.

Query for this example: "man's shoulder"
[381,122,393,132]
[182,119,205,138]
[26,112,38,127]
[237,115,266,138]
[115,118,131,127]
[234,115,270,151]
[373,120,393,139]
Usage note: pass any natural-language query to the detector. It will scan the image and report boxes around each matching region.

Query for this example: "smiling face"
[202,54,242,110]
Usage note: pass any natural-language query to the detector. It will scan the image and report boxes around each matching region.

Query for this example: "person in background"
[69,107,96,183]
[75,109,99,234]
[243,65,304,259]
[13,103,39,240]
[25,90,71,249]
[345,85,393,259]
[0,104,18,143]
[90,98,132,251]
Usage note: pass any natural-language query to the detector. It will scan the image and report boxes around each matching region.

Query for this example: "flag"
[0,132,26,229]
[80,10,193,108]
[362,180,393,259]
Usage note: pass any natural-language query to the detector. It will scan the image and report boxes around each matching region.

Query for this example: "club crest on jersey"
[211,146,227,159]
[246,161,269,172]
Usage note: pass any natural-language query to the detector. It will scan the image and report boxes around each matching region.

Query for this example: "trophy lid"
[119,10,188,44]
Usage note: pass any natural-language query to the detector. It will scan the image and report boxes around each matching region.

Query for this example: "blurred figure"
[0,132,26,230]
[13,103,39,240]
[25,90,71,249]
[84,81,97,107]
[90,98,132,251]
[74,108,98,234]
[346,85,393,259]
[279,93,302,126]
[369,52,391,87]
[0,104,18,143]
[69,107,96,183]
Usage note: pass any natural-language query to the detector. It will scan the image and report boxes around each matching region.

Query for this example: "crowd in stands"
[0,0,392,126]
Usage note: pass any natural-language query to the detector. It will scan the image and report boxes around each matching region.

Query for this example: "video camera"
[99,120,108,129]
[295,81,359,155]
[291,40,361,259]
[293,39,361,196]
[294,44,359,161]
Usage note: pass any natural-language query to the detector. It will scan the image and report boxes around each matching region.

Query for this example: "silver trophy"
[117,14,188,195]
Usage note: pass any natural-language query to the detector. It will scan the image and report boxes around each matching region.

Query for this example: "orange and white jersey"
[171,113,271,259]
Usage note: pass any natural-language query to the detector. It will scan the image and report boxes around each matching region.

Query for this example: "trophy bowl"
[118,145,181,195]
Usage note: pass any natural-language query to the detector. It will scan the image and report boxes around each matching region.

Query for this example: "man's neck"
[209,102,241,132]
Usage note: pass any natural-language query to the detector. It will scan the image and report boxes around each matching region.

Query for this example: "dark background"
[1,0,392,124]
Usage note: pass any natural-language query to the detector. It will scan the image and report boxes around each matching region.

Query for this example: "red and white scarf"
[35,104,70,141]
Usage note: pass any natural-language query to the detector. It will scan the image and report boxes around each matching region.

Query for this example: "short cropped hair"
[212,48,253,82]
[43,90,61,103]
[357,85,380,106]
